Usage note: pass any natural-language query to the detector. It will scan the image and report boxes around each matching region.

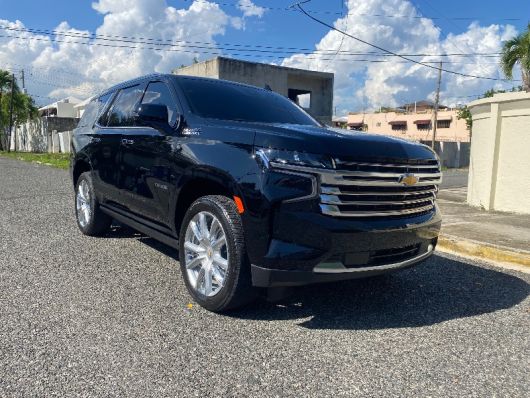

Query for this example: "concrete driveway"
[0,157,528,397]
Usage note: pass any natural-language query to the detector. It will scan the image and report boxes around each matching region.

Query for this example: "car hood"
[250,123,437,162]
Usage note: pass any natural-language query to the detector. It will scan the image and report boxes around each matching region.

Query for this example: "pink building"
[347,105,470,143]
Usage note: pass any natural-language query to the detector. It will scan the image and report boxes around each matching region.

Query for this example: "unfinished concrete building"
[173,57,334,125]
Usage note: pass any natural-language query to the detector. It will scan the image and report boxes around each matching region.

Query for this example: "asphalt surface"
[440,169,468,189]
[1,157,529,397]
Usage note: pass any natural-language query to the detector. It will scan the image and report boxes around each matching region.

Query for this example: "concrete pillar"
[468,92,530,214]
[51,130,59,153]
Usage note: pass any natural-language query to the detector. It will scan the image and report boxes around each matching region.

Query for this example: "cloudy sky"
[1,0,528,113]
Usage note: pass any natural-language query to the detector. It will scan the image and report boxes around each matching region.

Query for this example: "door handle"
[121,138,135,146]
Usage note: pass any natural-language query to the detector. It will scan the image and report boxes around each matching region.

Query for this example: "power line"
[0,25,503,58]
[323,1,348,69]
[24,77,94,93]
[4,65,95,93]
[182,0,523,21]
[293,1,517,82]
[6,61,91,79]
[1,34,505,69]
[412,0,499,84]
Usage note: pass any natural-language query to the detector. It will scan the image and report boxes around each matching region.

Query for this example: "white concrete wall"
[9,119,47,152]
[9,119,73,153]
[468,92,530,214]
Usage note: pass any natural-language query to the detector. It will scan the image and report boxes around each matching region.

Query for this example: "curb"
[437,234,530,268]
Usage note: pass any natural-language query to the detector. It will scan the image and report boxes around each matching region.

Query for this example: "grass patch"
[0,151,70,169]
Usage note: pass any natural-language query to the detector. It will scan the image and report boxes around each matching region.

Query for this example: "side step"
[101,205,179,249]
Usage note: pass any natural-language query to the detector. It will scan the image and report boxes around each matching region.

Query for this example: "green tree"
[457,106,472,132]
[0,70,13,147]
[500,23,530,92]
[456,86,524,134]
[0,69,38,150]
[0,70,12,107]
[482,88,505,98]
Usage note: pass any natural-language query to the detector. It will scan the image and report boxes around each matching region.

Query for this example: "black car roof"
[99,73,168,97]
[98,73,271,98]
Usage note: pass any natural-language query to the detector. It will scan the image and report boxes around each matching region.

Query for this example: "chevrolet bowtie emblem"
[399,173,419,186]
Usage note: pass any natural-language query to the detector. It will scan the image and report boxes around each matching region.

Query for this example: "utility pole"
[8,73,15,153]
[431,61,442,150]
[21,69,26,94]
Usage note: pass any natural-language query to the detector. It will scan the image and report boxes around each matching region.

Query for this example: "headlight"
[256,148,334,169]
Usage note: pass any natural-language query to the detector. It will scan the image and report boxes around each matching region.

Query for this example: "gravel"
[1,157,529,397]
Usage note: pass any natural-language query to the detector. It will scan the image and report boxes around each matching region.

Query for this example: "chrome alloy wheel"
[184,211,229,297]
[76,180,92,228]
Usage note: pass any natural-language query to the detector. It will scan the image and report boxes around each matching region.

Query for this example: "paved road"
[441,169,468,189]
[1,157,529,397]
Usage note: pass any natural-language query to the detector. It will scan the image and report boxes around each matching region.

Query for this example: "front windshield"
[176,77,319,126]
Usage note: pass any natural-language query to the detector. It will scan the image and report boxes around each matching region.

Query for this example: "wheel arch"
[72,156,93,187]
[173,171,240,235]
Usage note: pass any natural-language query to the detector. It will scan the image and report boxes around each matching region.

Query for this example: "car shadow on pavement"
[104,226,529,331]
[105,224,179,259]
[231,254,530,330]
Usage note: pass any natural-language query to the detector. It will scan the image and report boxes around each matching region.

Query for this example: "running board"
[100,205,179,249]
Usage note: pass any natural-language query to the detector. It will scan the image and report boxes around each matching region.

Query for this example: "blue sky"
[2,0,528,51]
[1,0,528,111]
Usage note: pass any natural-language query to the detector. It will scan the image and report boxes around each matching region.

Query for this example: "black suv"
[71,74,441,312]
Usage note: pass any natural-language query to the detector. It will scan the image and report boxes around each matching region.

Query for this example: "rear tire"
[75,172,112,236]
[179,195,256,312]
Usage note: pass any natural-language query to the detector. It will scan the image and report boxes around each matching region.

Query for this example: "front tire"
[75,172,112,236]
[179,195,256,312]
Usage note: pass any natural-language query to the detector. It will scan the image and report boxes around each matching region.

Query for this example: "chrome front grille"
[320,158,441,218]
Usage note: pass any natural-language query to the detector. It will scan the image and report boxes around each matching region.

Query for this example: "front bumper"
[252,242,434,287]
[247,200,441,287]
[244,163,442,288]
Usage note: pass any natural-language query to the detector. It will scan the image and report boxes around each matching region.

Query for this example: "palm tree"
[501,24,530,92]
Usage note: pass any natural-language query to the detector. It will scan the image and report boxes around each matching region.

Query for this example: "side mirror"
[136,104,169,125]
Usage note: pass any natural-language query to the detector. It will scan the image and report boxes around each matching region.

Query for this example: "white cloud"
[0,0,519,111]
[237,0,266,18]
[282,0,518,114]
[0,0,242,102]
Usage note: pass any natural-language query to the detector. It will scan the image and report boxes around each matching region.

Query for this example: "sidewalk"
[437,187,530,267]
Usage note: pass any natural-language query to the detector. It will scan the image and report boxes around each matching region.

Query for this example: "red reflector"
[233,196,245,214]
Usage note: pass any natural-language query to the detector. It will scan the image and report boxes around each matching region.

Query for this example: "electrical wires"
[292,1,518,82]
[0,25,503,59]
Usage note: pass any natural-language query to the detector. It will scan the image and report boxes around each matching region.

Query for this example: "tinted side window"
[106,86,144,127]
[141,82,177,125]
[78,92,113,129]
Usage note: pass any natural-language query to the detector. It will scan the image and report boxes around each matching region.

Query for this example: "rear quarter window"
[105,86,144,127]
[77,92,113,130]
